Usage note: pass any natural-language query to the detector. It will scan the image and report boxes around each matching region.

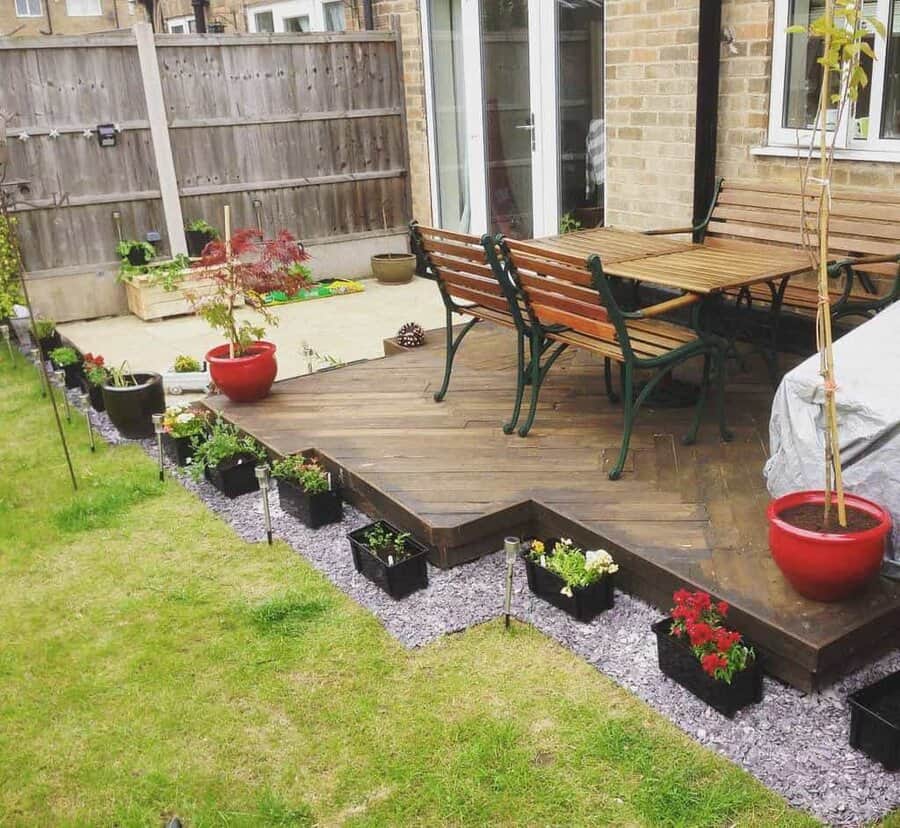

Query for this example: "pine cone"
[397,322,426,348]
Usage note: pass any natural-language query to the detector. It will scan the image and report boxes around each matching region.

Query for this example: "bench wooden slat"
[445,284,510,314]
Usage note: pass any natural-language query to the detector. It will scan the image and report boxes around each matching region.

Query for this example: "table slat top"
[531,227,694,264]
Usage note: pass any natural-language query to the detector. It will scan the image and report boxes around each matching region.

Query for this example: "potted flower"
[161,404,209,467]
[189,223,310,402]
[49,346,83,389]
[523,538,617,622]
[162,354,212,395]
[272,455,342,529]
[81,353,109,412]
[347,520,429,599]
[767,5,892,602]
[652,590,762,718]
[33,317,60,360]
[184,219,220,258]
[116,239,155,268]
[101,362,166,439]
[188,417,266,498]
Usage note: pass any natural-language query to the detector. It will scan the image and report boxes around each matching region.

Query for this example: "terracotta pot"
[371,253,416,284]
[101,372,165,439]
[206,340,277,403]
[767,490,892,602]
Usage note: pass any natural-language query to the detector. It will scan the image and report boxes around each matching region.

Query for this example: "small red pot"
[206,340,277,403]
[767,491,892,602]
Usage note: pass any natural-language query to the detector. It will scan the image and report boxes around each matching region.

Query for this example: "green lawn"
[0,351,819,827]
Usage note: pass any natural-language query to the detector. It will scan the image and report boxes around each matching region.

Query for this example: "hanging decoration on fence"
[48,129,59,140]
[17,132,28,142]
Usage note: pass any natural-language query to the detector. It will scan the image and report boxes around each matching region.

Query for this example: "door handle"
[516,113,536,150]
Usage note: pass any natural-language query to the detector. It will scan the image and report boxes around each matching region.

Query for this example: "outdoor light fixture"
[152,413,165,482]
[503,536,520,629]
[80,392,96,452]
[0,324,13,365]
[96,124,117,148]
[53,369,71,423]
[29,347,46,396]
[255,464,273,545]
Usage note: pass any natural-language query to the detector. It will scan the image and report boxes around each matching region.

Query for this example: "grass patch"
[0,349,831,827]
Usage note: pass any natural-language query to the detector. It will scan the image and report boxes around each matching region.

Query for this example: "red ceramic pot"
[206,340,277,402]
[767,491,892,602]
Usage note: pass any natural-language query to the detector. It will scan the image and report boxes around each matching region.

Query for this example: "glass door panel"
[481,0,533,238]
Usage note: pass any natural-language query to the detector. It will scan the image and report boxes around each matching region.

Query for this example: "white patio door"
[424,0,605,239]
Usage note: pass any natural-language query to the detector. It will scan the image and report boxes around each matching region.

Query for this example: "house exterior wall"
[1,0,144,36]
[155,0,360,33]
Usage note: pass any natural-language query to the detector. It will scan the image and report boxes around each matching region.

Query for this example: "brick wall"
[373,0,432,224]
[1,0,144,37]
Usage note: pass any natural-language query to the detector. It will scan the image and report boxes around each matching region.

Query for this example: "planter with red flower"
[653,589,763,718]
[81,353,109,411]
[187,209,310,403]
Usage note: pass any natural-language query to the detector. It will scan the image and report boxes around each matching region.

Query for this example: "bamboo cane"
[224,205,234,360]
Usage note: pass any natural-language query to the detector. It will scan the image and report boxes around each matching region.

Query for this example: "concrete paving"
[59,277,447,386]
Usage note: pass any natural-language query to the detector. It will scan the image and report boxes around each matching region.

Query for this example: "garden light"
[255,464,273,545]
[29,347,46,396]
[152,413,165,481]
[53,369,71,423]
[80,392,96,452]
[503,536,520,629]
[0,324,13,366]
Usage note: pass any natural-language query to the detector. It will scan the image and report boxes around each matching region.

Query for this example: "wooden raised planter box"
[124,264,243,322]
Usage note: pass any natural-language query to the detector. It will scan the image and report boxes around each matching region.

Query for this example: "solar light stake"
[503,536,520,629]
[152,413,165,481]
[54,370,71,423]
[255,464,273,545]
[0,324,13,366]
[80,392,96,452]
[30,347,47,396]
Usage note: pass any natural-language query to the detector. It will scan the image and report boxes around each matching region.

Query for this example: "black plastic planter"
[204,452,260,498]
[101,373,165,439]
[277,478,343,529]
[81,379,105,412]
[163,433,198,467]
[55,362,83,390]
[126,247,151,267]
[523,556,614,622]
[347,520,429,599]
[185,229,216,258]
[849,670,900,769]
[652,617,763,718]
[37,331,61,361]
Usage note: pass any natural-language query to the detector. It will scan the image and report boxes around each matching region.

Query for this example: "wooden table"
[530,226,695,265]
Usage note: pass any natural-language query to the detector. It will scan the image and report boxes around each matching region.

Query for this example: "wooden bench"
[648,179,900,320]
[485,236,731,480]
[409,222,534,433]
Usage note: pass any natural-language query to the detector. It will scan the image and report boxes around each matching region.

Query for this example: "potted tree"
[188,417,266,498]
[161,404,209,467]
[81,353,109,412]
[767,1,892,602]
[49,346,83,389]
[190,213,310,403]
[653,590,762,718]
[347,520,429,599]
[184,219,220,258]
[271,454,342,528]
[522,538,617,622]
[101,363,166,439]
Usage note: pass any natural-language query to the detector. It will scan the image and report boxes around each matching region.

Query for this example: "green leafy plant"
[33,318,56,340]
[162,404,209,439]
[118,254,191,292]
[0,214,23,321]
[115,239,155,262]
[526,538,618,596]
[185,219,221,239]
[188,417,266,481]
[82,353,108,386]
[559,212,583,235]
[363,522,412,564]
[49,346,79,367]
[271,456,330,494]
[173,354,202,373]
[107,362,137,388]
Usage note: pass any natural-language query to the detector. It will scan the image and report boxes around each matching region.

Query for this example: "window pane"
[169,22,184,32]
[783,0,839,130]
[66,0,102,15]
[882,0,900,138]
[16,0,42,16]
[428,0,469,232]
[323,2,345,31]
[285,15,310,31]
[255,11,274,31]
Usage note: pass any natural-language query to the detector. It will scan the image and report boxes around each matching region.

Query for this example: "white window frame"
[15,0,43,18]
[766,0,900,160]
[65,0,102,16]
[322,0,345,31]
[165,15,195,32]
[245,0,338,32]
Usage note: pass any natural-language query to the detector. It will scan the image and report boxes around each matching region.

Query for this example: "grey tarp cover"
[764,303,900,552]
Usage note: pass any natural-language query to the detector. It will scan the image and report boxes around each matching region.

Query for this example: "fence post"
[134,23,188,257]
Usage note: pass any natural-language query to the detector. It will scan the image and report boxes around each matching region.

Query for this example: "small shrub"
[33,318,56,339]
[49,346,79,367]
[82,353,109,386]
[173,354,202,373]
[162,404,209,439]
[526,538,618,596]
[364,522,412,563]
[270,455,330,494]
[188,417,265,481]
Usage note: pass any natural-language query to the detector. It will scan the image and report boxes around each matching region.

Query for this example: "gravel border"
[45,370,900,826]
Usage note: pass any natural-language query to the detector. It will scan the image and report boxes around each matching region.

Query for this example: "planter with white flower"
[272,455,342,529]
[653,589,763,718]
[188,417,266,498]
[347,520,429,599]
[161,404,210,467]
[523,537,617,622]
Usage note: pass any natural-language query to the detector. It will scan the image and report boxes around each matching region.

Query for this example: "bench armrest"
[643,226,696,237]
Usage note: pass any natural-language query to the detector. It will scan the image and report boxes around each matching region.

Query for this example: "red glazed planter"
[206,340,277,403]
[767,491,892,602]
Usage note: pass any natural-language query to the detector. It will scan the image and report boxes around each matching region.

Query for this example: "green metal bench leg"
[604,357,619,403]
[715,346,734,442]
[503,332,527,434]
[434,310,479,403]
[609,363,635,480]
[683,352,712,446]
[517,339,568,438]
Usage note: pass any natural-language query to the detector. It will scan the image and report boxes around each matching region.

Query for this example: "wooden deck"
[205,325,900,691]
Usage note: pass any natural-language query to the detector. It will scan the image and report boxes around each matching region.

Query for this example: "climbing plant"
[0,213,23,320]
